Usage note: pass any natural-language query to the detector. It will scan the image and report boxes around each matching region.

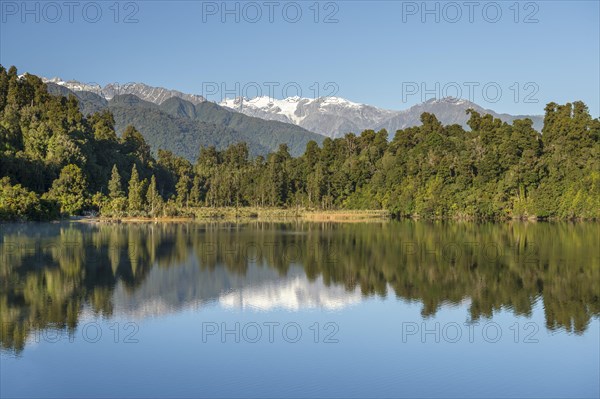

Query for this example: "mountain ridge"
[45,82,323,161]
[220,96,544,137]
[42,76,544,137]
[42,77,206,105]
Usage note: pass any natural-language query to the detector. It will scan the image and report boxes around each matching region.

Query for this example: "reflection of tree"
[1,221,598,353]
[0,223,152,352]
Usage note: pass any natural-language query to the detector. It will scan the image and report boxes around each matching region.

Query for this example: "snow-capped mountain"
[42,76,544,137]
[221,96,544,137]
[220,96,397,138]
[42,77,206,105]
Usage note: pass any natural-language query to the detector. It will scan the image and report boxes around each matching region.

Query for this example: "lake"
[1,221,598,398]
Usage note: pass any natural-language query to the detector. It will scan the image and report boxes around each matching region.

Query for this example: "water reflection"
[1,221,598,353]
[218,274,363,311]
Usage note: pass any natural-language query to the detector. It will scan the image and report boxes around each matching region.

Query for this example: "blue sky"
[1,0,598,116]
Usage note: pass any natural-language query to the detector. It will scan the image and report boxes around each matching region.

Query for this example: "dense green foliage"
[1,66,598,220]
[0,177,58,221]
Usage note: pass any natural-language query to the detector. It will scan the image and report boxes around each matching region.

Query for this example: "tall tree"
[108,165,124,199]
[146,175,163,217]
[175,173,191,208]
[127,164,146,213]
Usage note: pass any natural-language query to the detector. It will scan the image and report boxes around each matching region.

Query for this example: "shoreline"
[77,209,392,224]
[70,208,597,224]
[2,209,597,224]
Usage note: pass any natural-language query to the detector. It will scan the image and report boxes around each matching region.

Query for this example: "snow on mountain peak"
[219,95,369,125]
[41,77,102,93]
[424,97,471,106]
[221,96,305,124]
[318,96,363,108]
[41,77,206,105]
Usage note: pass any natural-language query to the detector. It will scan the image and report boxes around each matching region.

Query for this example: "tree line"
[1,65,598,220]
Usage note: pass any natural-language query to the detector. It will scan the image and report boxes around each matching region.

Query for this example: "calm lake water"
[1,221,598,398]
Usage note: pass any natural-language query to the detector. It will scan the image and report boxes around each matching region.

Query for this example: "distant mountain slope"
[375,98,544,134]
[43,77,205,105]
[46,82,108,115]
[159,97,325,157]
[108,94,270,159]
[46,83,323,161]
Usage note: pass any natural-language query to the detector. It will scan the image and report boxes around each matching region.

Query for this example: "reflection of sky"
[4,297,598,398]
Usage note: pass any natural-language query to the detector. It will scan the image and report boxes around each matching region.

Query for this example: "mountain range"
[42,77,206,105]
[44,79,324,161]
[220,96,544,137]
[43,77,544,160]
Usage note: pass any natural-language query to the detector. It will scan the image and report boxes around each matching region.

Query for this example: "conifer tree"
[189,175,202,206]
[176,173,191,208]
[146,175,163,217]
[128,164,146,213]
[108,165,124,200]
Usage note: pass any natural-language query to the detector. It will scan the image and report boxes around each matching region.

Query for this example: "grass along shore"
[71,207,596,224]
[81,208,392,223]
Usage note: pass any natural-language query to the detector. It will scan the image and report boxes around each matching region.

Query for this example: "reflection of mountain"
[219,274,361,311]
[110,263,361,318]
[1,221,599,353]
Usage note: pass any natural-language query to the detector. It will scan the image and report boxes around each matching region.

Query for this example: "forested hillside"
[45,82,324,160]
[1,66,598,221]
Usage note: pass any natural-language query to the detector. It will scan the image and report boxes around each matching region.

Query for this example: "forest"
[0,65,598,221]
